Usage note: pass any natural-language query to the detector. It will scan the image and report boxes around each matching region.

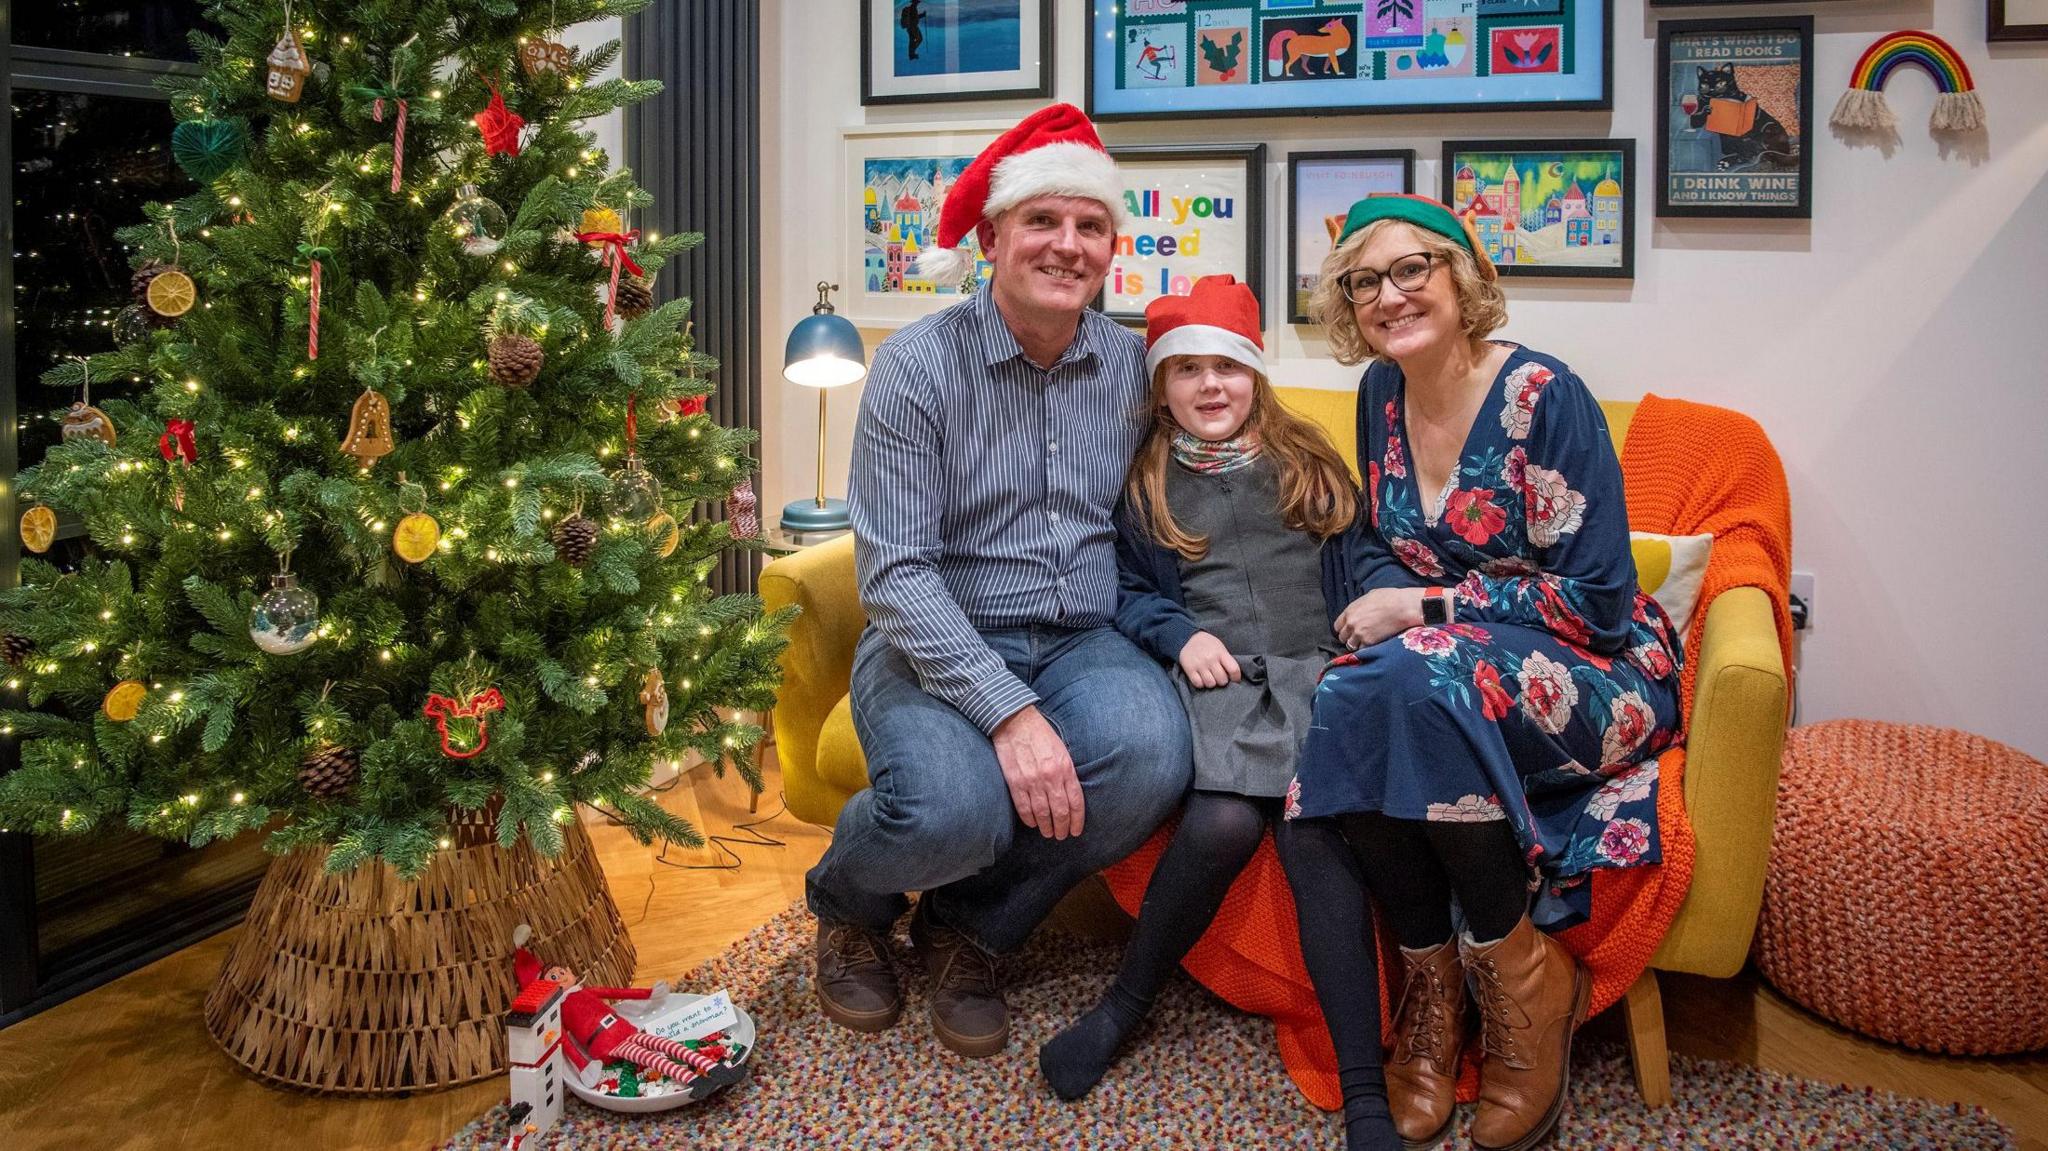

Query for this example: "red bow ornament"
[159,418,198,465]
[676,395,708,418]
[423,687,507,759]
[473,80,525,158]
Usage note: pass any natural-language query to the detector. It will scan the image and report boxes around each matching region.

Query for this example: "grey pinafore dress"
[1165,456,1342,798]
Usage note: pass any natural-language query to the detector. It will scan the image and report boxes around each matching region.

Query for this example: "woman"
[1286,194,1683,1151]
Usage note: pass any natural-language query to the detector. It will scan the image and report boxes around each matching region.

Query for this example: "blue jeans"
[804,624,1193,954]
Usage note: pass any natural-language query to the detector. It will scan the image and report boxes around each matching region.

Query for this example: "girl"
[1038,275,1399,1151]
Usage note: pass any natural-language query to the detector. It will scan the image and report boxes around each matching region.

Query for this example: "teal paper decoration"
[171,118,248,182]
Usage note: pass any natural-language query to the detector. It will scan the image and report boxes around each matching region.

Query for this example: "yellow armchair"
[758,393,1789,1106]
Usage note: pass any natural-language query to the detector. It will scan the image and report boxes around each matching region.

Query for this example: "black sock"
[1422,818,1530,943]
[1274,816,1401,1151]
[1039,791,1268,1101]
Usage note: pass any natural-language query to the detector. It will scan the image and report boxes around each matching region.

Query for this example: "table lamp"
[780,281,866,534]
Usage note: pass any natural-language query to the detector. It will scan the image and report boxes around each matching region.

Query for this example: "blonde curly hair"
[1309,220,1509,367]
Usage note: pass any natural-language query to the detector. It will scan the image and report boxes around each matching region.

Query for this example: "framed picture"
[1990,0,2048,41]
[861,0,1053,105]
[1657,17,1812,219]
[841,124,1005,327]
[1285,150,1415,324]
[1084,0,1612,121]
[1098,145,1266,322]
[1440,139,1635,279]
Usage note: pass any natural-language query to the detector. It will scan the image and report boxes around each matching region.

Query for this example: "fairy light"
[439,837,452,850]
[380,649,392,661]
[231,792,245,804]
[99,610,113,620]
[503,477,519,489]
[227,195,243,207]
[184,378,200,392]
[121,532,135,545]
[169,690,184,703]
[540,771,554,782]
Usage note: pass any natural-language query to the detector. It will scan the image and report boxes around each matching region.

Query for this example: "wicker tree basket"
[203,807,635,1094]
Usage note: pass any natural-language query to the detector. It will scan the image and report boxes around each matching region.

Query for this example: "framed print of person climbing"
[861,0,1053,105]
[1084,0,1612,120]
[1656,16,1813,219]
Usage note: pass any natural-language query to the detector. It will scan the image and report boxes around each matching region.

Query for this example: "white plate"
[564,992,756,1114]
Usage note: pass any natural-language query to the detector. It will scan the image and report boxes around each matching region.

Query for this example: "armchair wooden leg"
[1622,969,1673,1108]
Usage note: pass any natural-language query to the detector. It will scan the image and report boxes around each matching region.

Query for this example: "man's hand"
[991,704,1084,840]
[1177,631,1242,689]
[1334,587,1428,649]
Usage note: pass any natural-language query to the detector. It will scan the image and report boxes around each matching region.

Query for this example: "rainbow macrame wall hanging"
[1830,30,1986,134]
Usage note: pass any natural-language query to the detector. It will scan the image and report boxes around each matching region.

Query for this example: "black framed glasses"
[1338,251,1438,306]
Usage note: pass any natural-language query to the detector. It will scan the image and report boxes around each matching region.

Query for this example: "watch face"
[1421,594,1447,626]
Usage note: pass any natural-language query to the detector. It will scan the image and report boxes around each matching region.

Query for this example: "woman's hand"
[1334,587,1428,649]
[1177,631,1242,689]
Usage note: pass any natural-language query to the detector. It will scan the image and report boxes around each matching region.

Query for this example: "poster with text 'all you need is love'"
[1101,150,1263,320]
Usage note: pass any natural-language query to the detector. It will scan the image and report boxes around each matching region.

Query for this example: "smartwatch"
[1421,587,1450,626]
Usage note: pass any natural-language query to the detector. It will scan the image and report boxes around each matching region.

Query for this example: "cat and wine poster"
[1656,17,1815,219]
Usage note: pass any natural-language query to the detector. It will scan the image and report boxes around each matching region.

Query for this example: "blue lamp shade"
[782,312,867,389]
[781,306,867,535]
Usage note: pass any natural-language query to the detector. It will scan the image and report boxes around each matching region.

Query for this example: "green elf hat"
[1336,193,1498,282]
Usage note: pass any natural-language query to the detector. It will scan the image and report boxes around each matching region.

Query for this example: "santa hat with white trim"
[1143,275,1265,381]
[912,102,1129,286]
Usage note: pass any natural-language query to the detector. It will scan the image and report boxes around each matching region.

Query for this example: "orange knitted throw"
[1102,393,1793,1110]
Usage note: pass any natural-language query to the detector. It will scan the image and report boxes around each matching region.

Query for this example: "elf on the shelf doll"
[511,924,746,1095]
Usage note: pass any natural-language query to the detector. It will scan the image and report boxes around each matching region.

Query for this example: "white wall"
[563,16,625,168]
[757,0,2048,757]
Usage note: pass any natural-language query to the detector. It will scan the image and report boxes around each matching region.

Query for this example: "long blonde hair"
[1126,363,1358,562]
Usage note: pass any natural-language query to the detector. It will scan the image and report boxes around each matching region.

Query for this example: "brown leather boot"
[1461,917,1592,1151]
[814,919,902,1033]
[909,897,1009,1057]
[1384,939,1469,1151]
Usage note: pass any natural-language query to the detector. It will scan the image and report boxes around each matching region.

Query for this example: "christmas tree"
[0,0,791,878]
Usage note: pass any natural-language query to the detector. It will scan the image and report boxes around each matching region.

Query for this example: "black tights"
[1282,812,1528,1151]
[1341,812,1530,949]
[1040,792,1400,1150]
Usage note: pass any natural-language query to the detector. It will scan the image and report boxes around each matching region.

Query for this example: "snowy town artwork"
[860,156,991,299]
[1444,143,1633,276]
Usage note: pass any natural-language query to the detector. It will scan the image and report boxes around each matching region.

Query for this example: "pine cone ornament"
[488,333,544,387]
[552,513,599,567]
[614,276,654,319]
[130,262,164,305]
[131,263,176,329]
[298,745,360,801]
[726,477,760,540]
[1,633,34,669]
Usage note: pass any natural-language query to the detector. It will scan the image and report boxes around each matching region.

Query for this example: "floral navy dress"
[1290,345,1685,929]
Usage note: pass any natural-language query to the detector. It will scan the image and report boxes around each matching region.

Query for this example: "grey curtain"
[626,0,763,595]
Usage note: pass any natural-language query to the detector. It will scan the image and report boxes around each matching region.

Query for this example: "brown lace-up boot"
[814,919,902,1033]
[909,897,1010,1057]
[1384,939,1470,1150]
[1461,917,1592,1151]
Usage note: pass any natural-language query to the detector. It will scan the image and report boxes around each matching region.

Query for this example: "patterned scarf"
[1170,428,1262,475]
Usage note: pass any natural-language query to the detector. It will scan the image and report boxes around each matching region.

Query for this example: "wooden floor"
[1,752,2043,1150]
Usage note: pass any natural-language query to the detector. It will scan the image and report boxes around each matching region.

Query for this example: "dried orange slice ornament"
[146,268,197,317]
[103,679,148,722]
[645,510,680,558]
[19,506,57,554]
[393,512,441,563]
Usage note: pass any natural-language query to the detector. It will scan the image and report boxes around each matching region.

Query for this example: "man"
[900,0,926,61]
[805,104,1192,1058]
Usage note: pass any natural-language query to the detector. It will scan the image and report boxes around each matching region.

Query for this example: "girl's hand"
[1178,631,1242,689]
[1334,587,1427,649]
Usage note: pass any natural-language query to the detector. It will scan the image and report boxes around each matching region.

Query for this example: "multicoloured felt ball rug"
[440,904,2014,1150]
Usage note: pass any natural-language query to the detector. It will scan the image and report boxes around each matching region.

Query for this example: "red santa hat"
[1143,275,1266,381]
[913,103,1128,285]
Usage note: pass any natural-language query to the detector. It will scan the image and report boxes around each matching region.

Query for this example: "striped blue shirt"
[849,287,1148,734]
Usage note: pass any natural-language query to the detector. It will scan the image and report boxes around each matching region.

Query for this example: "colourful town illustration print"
[1446,146,1630,273]
[860,156,991,298]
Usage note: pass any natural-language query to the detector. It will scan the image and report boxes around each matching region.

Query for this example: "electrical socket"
[1790,571,1816,630]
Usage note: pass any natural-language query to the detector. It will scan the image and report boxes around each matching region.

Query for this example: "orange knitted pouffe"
[1755,719,2048,1055]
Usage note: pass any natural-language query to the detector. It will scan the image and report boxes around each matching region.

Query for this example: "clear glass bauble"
[443,183,508,258]
[112,305,154,345]
[606,456,662,522]
[250,573,320,655]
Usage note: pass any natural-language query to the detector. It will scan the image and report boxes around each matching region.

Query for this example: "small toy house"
[267,32,312,103]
